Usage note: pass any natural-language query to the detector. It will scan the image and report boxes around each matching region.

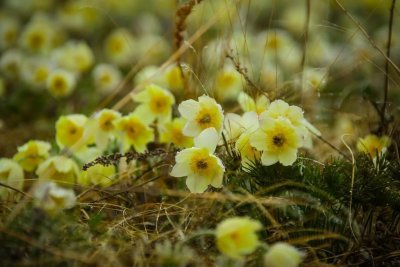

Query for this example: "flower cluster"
[0,2,172,101]
[214,216,304,266]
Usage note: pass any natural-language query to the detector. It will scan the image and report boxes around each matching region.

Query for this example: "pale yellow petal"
[278,148,297,166]
[194,127,219,152]
[183,120,201,137]
[170,162,190,177]
[261,151,279,166]
[250,130,268,151]
[178,99,200,120]
[186,174,210,193]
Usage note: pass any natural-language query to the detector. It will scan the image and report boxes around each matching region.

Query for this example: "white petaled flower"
[262,99,321,148]
[132,83,175,124]
[46,69,77,98]
[36,156,80,186]
[92,63,122,94]
[89,109,121,151]
[79,164,116,188]
[104,28,136,66]
[178,95,224,137]
[0,158,24,200]
[19,14,56,54]
[51,41,94,73]
[214,66,243,102]
[223,111,259,141]
[115,112,155,153]
[21,57,52,89]
[300,67,328,92]
[238,92,270,115]
[0,16,20,49]
[250,116,302,166]
[170,128,225,193]
[264,242,304,267]
[33,182,76,215]
[0,49,23,78]
[13,140,51,172]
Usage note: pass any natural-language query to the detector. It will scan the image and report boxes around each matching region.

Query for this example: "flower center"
[196,159,208,170]
[53,77,66,92]
[123,119,144,140]
[272,134,285,147]
[199,114,211,124]
[69,128,77,135]
[150,95,168,113]
[29,32,44,50]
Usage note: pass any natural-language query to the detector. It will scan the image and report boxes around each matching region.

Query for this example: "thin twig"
[300,0,311,104]
[381,0,397,134]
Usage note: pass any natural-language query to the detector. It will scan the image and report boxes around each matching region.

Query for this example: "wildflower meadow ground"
[1,0,400,266]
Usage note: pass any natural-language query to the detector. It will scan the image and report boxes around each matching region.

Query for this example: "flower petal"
[178,99,200,120]
[238,92,256,112]
[261,151,278,166]
[242,111,259,132]
[186,174,210,193]
[249,130,267,151]
[170,162,190,177]
[175,148,197,163]
[194,127,219,152]
[182,120,201,137]
[278,148,298,166]
[134,104,154,124]
[210,167,224,188]
[133,87,151,103]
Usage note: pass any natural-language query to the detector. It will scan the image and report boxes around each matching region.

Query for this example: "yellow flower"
[13,140,51,172]
[250,117,301,166]
[0,49,22,78]
[58,1,102,33]
[79,164,116,187]
[55,114,89,151]
[33,182,76,215]
[46,69,76,98]
[224,111,259,141]
[36,156,79,186]
[214,66,243,102]
[134,65,160,86]
[0,16,20,49]
[21,57,51,89]
[89,109,121,151]
[19,14,55,54]
[264,243,304,267]
[178,95,224,137]
[300,67,328,92]
[238,92,270,115]
[170,128,224,193]
[163,64,184,94]
[133,65,185,95]
[104,28,136,66]
[159,117,194,148]
[236,132,261,168]
[216,217,262,259]
[263,99,321,146]
[92,63,122,94]
[258,29,301,71]
[357,134,390,158]
[116,112,155,153]
[52,41,94,73]
[133,84,175,124]
[0,158,24,200]
[264,100,304,127]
